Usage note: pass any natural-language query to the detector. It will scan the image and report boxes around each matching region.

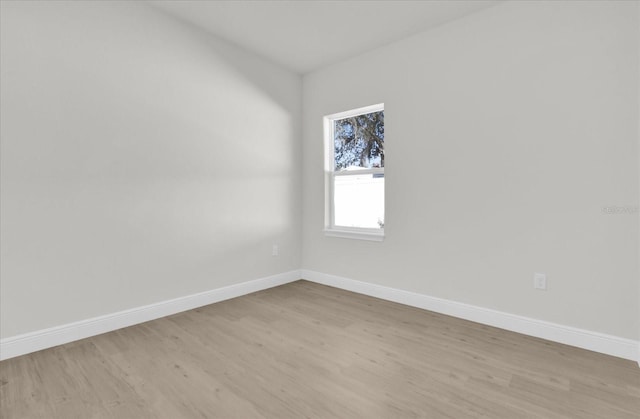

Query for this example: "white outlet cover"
[534,273,547,290]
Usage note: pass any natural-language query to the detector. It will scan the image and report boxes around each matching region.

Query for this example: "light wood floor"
[1,280,639,418]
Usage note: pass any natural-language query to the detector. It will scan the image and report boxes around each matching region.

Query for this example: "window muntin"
[324,104,384,239]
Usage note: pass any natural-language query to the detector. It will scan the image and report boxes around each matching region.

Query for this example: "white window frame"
[323,103,385,241]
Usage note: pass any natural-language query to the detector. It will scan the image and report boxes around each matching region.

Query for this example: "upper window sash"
[324,103,384,175]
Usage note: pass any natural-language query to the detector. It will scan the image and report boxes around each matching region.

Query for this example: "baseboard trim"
[3,269,637,365]
[0,270,302,361]
[300,269,639,363]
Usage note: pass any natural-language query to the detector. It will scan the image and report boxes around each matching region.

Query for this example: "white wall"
[303,1,639,340]
[0,1,302,339]
[637,2,640,358]
[2,0,638,351]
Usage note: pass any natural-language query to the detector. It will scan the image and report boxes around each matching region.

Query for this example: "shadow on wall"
[0,0,301,338]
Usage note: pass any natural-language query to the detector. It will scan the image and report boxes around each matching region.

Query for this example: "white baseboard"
[3,269,637,366]
[300,269,639,363]
[0,270,302,361]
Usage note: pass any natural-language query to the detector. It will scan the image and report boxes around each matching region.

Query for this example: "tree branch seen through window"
[334,111,384,171]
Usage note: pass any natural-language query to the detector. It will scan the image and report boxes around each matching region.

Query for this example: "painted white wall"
[303,0,639,340]
[2,0,639,353]
[0,1,302,338]
[637,2,640,361]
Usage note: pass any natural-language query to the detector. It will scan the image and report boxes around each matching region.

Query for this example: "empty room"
[1,0,639,417]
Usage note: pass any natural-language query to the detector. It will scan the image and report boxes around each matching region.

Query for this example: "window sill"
[323,228,385,242]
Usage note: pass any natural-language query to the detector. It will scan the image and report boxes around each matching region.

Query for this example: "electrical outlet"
[534,273,547,290]
[272,244,279,256]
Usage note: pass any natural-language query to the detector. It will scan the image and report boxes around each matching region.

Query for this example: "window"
[324,103,384,241]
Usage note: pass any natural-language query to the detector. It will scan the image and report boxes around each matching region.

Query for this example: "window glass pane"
[334,110,384,171]
[334,174,384,229]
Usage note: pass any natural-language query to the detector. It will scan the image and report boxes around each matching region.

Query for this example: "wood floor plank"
[1,280,639,418]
